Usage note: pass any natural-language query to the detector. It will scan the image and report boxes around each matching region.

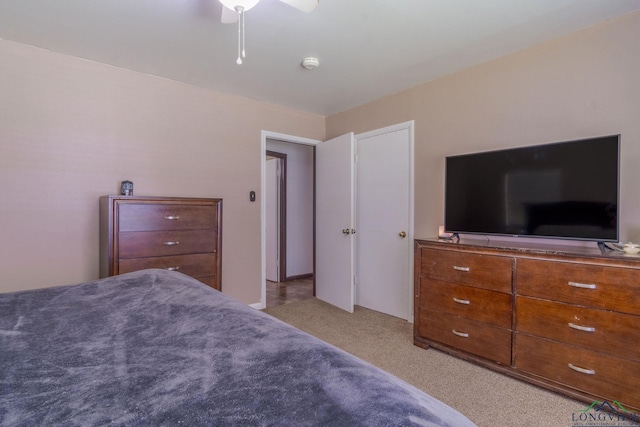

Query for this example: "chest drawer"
[514,333,640,408]
[118,253,217,279]
[516,296,640,361]
[515,258,640,314]
[418,308,512,365]
[198,275,218,288]
[117,203,217,232]
[420,248,512,292]
[118,230,217,258]
[419,278,512,328]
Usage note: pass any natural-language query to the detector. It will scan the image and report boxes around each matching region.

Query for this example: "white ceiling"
[1,0,639,116]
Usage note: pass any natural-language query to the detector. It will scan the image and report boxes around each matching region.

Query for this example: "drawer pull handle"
[568,322,596,333]
[451,329,469,338]
[453,297,470,305]
[568,281,596,290]
[453,266,470,272]
[163,241,180,246]
[164,215,180,220]
[166,266,180,271]
[568,363,595,375]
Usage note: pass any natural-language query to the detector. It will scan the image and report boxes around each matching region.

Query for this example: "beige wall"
[0,39,325,302]
[327,11,640,245]
[2,10,640,302]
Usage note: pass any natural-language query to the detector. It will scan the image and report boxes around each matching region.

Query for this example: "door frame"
[260,131,321,309]
[265,150,287,283]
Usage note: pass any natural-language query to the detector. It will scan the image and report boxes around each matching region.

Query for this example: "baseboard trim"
[284,273,313,282]
[249,302,264,310]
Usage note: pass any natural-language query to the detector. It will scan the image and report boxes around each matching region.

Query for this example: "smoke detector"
[301,57,320,70]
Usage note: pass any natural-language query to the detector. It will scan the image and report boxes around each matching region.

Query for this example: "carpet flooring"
[263,298,589,427]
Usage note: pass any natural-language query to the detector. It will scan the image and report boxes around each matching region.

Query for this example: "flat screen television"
[444,135,620,242]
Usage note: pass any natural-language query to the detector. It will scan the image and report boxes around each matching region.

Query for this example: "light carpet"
[263,298,586,427]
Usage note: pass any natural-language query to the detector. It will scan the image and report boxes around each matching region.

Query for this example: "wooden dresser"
[414,238,640,410]
[100,196,222,290]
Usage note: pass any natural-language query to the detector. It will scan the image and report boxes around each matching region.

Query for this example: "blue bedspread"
[0,269,475,426]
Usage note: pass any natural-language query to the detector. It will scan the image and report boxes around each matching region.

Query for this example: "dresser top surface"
[102,195,221,202]
[416,237,640,264]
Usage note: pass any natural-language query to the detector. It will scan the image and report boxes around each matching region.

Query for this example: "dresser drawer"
[516,258,640,314]
[118,230,217,258]
[514,333,640,408]
[516,296,640,361]
[418,308,512,365]
[420,248,512,292]
[117,203,217,232]
[420,278,512,328]
[118,253,217,278]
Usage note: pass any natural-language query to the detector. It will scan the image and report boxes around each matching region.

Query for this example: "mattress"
[0,269,475,426]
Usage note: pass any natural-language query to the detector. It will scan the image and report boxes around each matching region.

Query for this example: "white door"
[356,123,413,320]
[265,157,279,282]
[315,133,355,313]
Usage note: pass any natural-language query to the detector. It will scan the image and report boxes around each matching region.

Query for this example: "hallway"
[266,278,313,308]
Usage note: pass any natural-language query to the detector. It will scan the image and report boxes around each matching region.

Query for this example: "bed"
[1,269,475,426]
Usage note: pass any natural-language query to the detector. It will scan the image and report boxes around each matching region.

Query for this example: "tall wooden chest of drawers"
[414,238,640,410]
[99,196,222,290]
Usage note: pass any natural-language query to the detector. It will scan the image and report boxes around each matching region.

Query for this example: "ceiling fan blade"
[221,5,238,23]
[278,0,319,13]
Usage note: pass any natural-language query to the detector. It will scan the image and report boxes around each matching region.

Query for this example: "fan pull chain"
[241,7,246,59]
[236,6,244,64]
[233,6,247,64]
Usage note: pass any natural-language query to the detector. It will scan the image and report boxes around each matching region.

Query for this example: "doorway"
[260,123,414,319]
[261,132,320,308]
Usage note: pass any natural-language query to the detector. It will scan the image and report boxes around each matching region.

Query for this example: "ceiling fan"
[218,0,319,64]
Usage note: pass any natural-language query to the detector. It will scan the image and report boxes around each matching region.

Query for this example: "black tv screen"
[445,135,620,242]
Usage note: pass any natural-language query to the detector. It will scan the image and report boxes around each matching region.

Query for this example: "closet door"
[355,123,413,320]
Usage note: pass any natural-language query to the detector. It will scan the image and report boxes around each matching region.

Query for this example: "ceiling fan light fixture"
[219,0,260,12]
[218,0,318,65]
[301,57,320,70]
[219,0,261,65]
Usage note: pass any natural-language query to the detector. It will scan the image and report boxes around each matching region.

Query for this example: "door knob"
[399,231,407,238]
[343,229,351,235]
